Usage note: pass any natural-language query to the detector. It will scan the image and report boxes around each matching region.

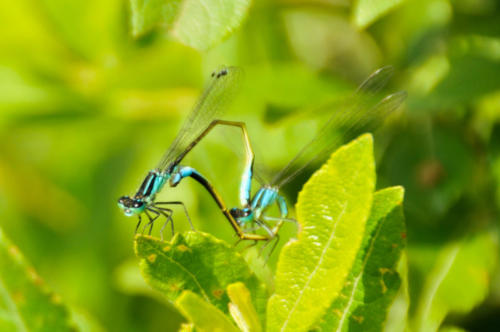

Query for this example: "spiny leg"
[252,219,274,256]
[250,218,282,263]
[135,215,142,234]
[233,237,243,248]
[241,240,259,252]
[155,207,174,240]
[262,215,299,237]
[232,235,259,251]
[262,215,298,225]
[143,209,159,235]
[155,201,195,230]
[264,233,280,263]
[235,231,271,242]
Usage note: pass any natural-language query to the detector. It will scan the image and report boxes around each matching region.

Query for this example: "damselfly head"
[117,196,146,216]
[230,207,253,225]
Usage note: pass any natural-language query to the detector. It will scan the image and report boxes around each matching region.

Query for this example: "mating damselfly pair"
[118,66,406,252]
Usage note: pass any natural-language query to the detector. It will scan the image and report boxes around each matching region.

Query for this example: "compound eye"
[229,208,239,218]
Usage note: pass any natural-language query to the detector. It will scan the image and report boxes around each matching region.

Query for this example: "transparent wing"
[271,66,407,187]
[157,66,243,172]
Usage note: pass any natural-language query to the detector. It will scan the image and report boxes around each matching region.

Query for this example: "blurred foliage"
[0,0,499,331]
[130,0,251,50]
[0,229,74,331]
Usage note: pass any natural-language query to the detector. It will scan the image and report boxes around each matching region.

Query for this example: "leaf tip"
[393,185,405,203]
[357,132,374,144]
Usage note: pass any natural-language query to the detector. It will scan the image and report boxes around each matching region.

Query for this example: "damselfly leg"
[135,215,142,234]
[155,201,194,230]
[155,208,174,240]
[143,209,160,235]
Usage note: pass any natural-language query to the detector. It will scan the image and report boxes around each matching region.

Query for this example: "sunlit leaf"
[227,282,262,332]
[316,186,406,331]
[267,134,376,332]
[135,232,266,314]
[176,291,239,332]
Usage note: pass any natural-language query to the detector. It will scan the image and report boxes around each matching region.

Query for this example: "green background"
[1,0,499,331]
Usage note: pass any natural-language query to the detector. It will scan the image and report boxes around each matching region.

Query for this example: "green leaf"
[412,231,497,332]
[384,253,410,332]
[439,327,467,332]
[352,0,405,28]
[0,229,74,331]
[267,134,376,332]
[178,322,195,332]
[316,186,406,332]
[283,10,380,75]
[70,307,106,332]
[130,0,182,36]
[129,0,251,50]
[227,282,262,332]
[135,232,266,314]
[176,291,239,332]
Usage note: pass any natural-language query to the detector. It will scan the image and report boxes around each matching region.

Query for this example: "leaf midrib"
[280,202,348,331]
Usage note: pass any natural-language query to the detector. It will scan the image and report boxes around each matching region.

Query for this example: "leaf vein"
[335,213,388,331]
[149,243,212,303]
[280,202,348,331]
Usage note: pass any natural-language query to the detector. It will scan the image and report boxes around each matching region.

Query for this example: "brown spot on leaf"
[176,244,191,253]
[379,267,391,274]
[163,245,171,252]
[147,254,157,263]
[352,315,364,323]
[379,268,391,293]
[212,289,224,299]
